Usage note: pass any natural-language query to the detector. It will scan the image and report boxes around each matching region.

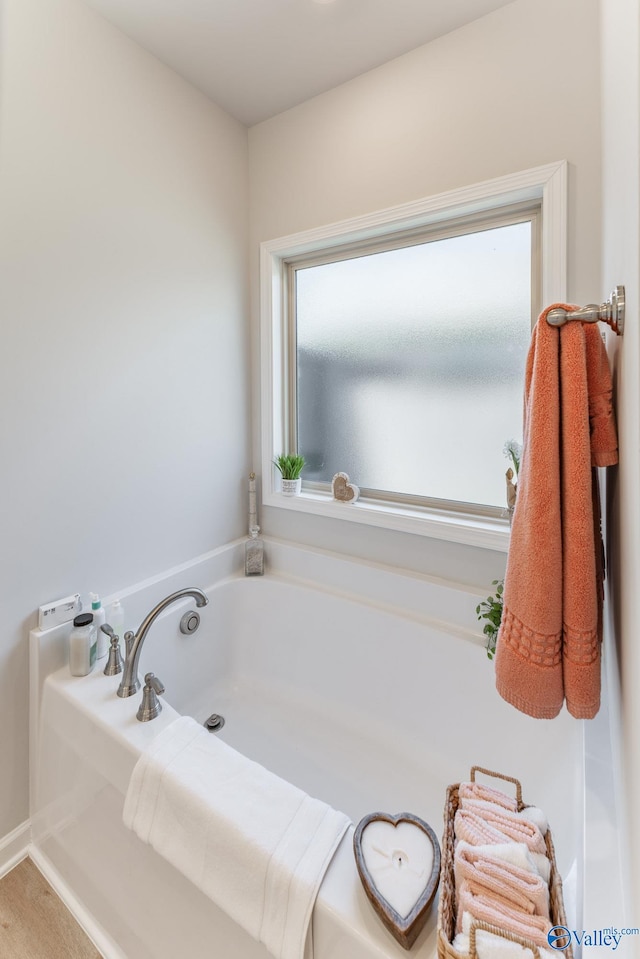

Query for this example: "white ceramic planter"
[281,477,302,496]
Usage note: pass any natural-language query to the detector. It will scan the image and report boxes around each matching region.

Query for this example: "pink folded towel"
[457,885,553,950]
[495,307,618,719]
[456,877,534,933]
[455,839,550,884]
[460,798,548,836]
[454,844,550,919]
[456,839,551,885]
[458,781,518,812]
[454,809,546,856]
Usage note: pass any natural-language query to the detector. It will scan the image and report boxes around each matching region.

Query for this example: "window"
[292,212,536,511]
[260,162,567,550]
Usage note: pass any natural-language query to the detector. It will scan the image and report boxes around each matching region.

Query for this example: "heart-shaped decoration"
[332,472,360,503]
[353,812,441,950]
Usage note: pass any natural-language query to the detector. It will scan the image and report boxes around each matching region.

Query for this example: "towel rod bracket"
[546,285,625,335]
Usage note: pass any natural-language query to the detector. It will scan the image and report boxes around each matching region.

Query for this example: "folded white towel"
[452,912,556,959]
[123,716,350,959]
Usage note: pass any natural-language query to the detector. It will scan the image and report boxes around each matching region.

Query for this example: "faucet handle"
[103,634,124,676]
[101,622,115,638]
[145,672,165,695]
[136,672,165,722]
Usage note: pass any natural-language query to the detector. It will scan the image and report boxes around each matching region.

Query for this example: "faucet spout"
[117,587,208,698]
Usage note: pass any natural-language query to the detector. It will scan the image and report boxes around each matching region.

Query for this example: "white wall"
[248,0,602,585]
[0,0,250,839]
[0,0,619,863]
[601,0,640,913]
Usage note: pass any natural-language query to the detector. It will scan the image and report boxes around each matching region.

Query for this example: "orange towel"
[495,306,617,719]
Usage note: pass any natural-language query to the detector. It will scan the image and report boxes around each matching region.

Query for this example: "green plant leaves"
[273,453,306,480]
[477,578,504,660]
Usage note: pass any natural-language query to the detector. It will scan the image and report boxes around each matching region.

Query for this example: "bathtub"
[28,539,621,959]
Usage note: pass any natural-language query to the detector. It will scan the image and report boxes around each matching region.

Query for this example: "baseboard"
[0,820,31,879]
[28,845,127,959]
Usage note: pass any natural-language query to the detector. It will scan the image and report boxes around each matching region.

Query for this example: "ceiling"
[83,0,515,127]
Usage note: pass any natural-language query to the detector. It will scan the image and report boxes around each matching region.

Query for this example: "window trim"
[259,161,567,551]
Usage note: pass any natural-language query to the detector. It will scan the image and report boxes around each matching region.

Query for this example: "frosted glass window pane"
[296,222,531,509]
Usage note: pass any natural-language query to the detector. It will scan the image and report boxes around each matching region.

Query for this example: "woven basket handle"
[470,766,524,810]
[469,920,541,959]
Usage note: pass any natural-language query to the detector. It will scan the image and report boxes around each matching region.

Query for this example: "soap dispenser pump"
[90,593,107,659]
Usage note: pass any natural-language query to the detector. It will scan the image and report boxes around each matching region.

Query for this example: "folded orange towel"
[495,306,618,719]
[454,809,547,856]
[454,844,550,919]
[457,885,553,950]
[458,781,518,812]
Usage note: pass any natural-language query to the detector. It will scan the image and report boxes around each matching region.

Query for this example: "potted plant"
[273,453,305,496]
[476,579,504,660]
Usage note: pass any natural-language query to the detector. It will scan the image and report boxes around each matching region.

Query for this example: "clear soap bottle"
[107,599,125,639]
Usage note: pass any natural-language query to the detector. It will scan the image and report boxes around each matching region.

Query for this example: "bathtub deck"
[0,858,102,959]
[29,548,594,959]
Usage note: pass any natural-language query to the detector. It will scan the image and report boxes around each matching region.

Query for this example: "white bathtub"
[29,539,621,959]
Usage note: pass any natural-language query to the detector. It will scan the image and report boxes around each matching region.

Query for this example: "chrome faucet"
[117,587,208,698]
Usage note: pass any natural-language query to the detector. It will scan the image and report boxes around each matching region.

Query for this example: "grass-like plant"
[476,579,504,660]
[273,453,305,480]
[503,439,522,476]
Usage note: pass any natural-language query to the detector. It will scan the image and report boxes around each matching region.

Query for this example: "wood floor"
[0,858,102,959]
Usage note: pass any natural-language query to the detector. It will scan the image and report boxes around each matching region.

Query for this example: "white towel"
[452,912,556,959]
[123,716,350,959]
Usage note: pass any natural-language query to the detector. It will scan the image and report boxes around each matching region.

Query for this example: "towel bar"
[546,285,625,335]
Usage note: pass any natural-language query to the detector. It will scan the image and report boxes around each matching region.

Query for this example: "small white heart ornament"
[353,812,441,950]
[332,472,360,503]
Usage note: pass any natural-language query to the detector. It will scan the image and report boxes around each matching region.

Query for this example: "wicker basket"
[436,766,572,959]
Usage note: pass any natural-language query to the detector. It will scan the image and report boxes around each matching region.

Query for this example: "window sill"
[263,487,510,552]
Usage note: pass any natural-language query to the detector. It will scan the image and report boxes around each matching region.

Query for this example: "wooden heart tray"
[354,811,441,950]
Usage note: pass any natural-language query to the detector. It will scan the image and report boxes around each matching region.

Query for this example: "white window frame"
[260,161,567,551]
